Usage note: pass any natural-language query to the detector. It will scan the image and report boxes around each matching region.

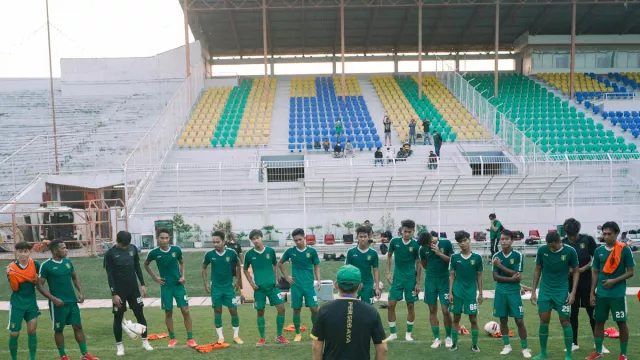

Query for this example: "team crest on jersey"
[580,243,585,249]
[266,254,271,259]
[129,251,134,257]
[561,255,567,261]
[11,322,15,328]
[171,252,176,257]
[510,259,515,264]
[409,247,414,252]
[56,322,60,328]
[306,253,311,258]
[226,256,230,262]
[367,255,372,261]
[65,263,71,269]
[470,260,475,265]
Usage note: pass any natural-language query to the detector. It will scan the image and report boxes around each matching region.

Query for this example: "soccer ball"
[484,321,500,336]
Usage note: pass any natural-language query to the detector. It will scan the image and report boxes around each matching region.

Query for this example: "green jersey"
[280,246,320,288]
[490,220,502,239]
[203,248,239,288]
[389,237,420,281]
[244,246,278,289]
[8,259,40,311]
[345,247,379,286]
[419,239,454,278]
[492,250,523,294]
[38,258,77,304]
[535,244,578,295]
[592,244,635,298]
[449,252,483,300]
[145,245,183,286]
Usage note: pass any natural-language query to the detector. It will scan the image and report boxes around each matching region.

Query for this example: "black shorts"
[113,290,144,314]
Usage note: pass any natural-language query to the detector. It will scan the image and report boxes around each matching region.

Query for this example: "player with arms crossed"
[144,228,197,348]
[345,225,380,305]
[202,231,243,344]
[530,232,579,360]
[385,219,421,341]
[37,239,98,360]
[448,230,483,352]
[418,230,454,348]
[6,242,40,360]
[243,229,288,346]
[492,229,532,358]
[586,221,635,360]
[104,231,152,356]
[278,228,321,342]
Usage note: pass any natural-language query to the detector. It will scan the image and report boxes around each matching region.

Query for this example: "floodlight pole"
[263,0,270,102]
[340,0,346,101]
[569,0,576,100]
[494,0,499,98]
[184,0,191,79]
[418,1,423,99]
[45,0,59,174]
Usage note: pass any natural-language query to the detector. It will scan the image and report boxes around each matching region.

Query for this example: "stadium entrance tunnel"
[463,151,518,176]
[260,155,305,183]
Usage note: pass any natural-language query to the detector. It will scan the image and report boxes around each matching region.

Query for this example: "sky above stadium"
[0,0,194,78]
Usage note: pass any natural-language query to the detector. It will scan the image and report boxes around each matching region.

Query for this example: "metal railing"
[434,58,543,158]
[123,74,206,215]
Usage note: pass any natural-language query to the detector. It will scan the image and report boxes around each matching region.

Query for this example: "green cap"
[336,265,362,289]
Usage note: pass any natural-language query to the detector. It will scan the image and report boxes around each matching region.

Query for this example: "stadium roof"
[183,0,640,57]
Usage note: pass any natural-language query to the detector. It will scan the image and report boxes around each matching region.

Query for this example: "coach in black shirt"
[562,218,599,351]
[311,265,387,360]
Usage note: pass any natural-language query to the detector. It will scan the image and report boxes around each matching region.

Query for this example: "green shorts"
[49,303,81,331]
[538,291,570,318]
[493,292,523,319]
[291,285,318,309]
[388,279,417,303]
[424,277,449,306]
[8,307,40,332]
[212,285,238,309]
[161,284,189,311]
[253,286,284,310]
[358,285,375,305]
[594,297,628,322]
[450,296,479,315]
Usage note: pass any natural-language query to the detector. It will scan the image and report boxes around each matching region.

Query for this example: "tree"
[172,214,193,242]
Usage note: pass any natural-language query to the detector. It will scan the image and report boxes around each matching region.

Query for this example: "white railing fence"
[123,74,206,214]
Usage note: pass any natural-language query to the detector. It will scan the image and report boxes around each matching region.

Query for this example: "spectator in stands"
[396,143,413,161]
[335,119,343,137]
[433,131,443,157]
[409,120,417,145]
[428,150,438,170]
[386,147,395,164]
[345,140,355,158]
[313,139,321,150]
[322,138,331,153]
[383,116,392,146]
[374,147,384,166]
[422,118,431,145]
[333,142,344,158]
[594,225,603,242]
[618,232,637,251]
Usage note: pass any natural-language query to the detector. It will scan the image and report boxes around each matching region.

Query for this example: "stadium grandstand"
[1,0,640,250]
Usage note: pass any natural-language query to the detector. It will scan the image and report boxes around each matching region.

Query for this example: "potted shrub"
[193,224,203,248]
[342,221,355,243]
[237,231,250,247]
[306,225,322,245]
[416,224,428,235]
[262,225,281,247]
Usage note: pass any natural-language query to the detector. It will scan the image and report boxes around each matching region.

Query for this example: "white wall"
[205,77,239,88]
[0,177,46,222]
[0,78,61,91]
[60,41,204,96]
[128,204,635,245]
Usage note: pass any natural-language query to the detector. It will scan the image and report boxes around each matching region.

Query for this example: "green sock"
[57,345,66,357]
[539,324,549,355]
[431,326,440,340]
[9,334,18,360]
[293,313,301,334]
[257,316,266,338]
[187,332,193,340]
[215,313,222,328]
[169,331,176,340]
[471,329,479,347]
[503,334,511,346]
[452,328,459,346]
[231,315,239,327]
[521,338,529,350]
[276,313,285,337]
[389,322,396,334]
[28,334,37,360]
[445,326,452,338]
[594,337,603,353]
[79,341,88,356]
[621,342,628,356]
[311,312,318,324]
[407,321,414,333]
[562,326,573,354]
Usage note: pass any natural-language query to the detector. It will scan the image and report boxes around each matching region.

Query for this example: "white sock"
[216,327,224,339]
[233,326,239,338]
[389,322,396,328]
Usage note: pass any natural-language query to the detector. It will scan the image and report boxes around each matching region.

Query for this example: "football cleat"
[471,345,481,352]
[431,338,442,348]
[294,334,302,342]
[385,333,398,342]
[256,338,266,346]
[116,343,125,356]
[585,352,603,360]
[445,337,453,348]
[187,339,197,348]
[142,339,153,351]
[405,333,414,341]
[233,337,244,345]
[81,354,99,360]
[275,335,289,344]
[500,345,512,355]
[168,339,178,348]
[522,349,532,358]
